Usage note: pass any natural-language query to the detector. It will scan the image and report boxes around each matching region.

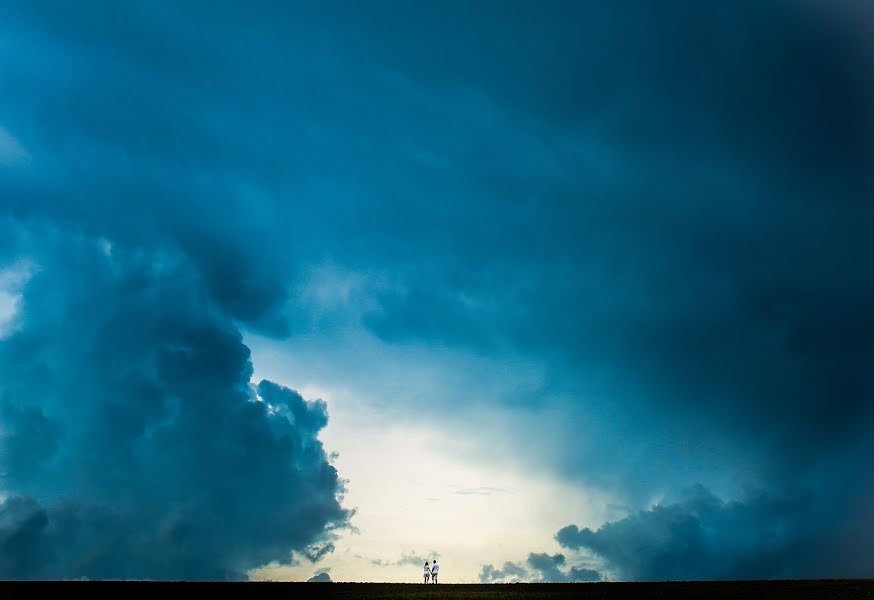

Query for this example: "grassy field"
[2,580,874,599]
[308,581,874,599]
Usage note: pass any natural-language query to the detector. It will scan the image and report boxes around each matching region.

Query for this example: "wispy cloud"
[0,126,29,167]
[366,550,441,568]
[451,486,513,496]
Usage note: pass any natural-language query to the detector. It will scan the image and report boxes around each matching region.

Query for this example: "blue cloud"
[0,0,873,581]
[479,561,529,583]
[479,553,601,583]
[0,227,349,579]
[556,484,869,580]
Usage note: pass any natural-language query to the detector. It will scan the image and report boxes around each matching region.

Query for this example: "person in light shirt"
[430,559,439,584]
[423,561,430,584]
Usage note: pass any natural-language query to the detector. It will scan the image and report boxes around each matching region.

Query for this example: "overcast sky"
[1,0,873,582]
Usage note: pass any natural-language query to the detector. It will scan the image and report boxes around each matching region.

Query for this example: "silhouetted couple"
[423,559,439,583]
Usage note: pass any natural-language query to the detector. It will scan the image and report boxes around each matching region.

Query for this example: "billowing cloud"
[479,553,601,583]
[0,227,350,579]
[479,561,529,583]
[303,542,337,563]
[0,0,873,582]
[556,484,873,580]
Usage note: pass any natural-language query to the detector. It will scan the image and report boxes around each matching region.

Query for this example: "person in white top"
[423,561,430,584]
[431,559,439,584]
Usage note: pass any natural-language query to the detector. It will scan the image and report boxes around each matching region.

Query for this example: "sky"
[0,0,873,583]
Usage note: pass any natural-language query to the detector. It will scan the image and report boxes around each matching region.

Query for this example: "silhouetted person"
[423,561,430,584]
[431,559,439,583]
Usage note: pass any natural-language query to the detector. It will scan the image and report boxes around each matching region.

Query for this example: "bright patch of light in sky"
[0,126,29,167]
[0,260,34,340]
[247,336,618,582]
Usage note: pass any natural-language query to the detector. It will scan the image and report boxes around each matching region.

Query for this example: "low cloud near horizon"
[479,553,601,583]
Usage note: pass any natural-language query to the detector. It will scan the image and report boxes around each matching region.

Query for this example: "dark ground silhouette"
[1,580,873,599]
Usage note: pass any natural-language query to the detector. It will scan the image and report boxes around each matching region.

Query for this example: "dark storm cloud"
[343,0,874,523]
[526,553,601,583]
[479,553,600,583]
[567,567,602,583]
[479,561,528,583]
[489,481,857,581]
[488,480,870,581]
[257,380,329,438]
[304,543,336,563]
[556,485,834,580]
[0,228,349,579]
[273,0,874,501]
[1,0,873,582]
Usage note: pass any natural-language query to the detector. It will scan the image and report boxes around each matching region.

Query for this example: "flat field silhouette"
[2,580,873,599]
